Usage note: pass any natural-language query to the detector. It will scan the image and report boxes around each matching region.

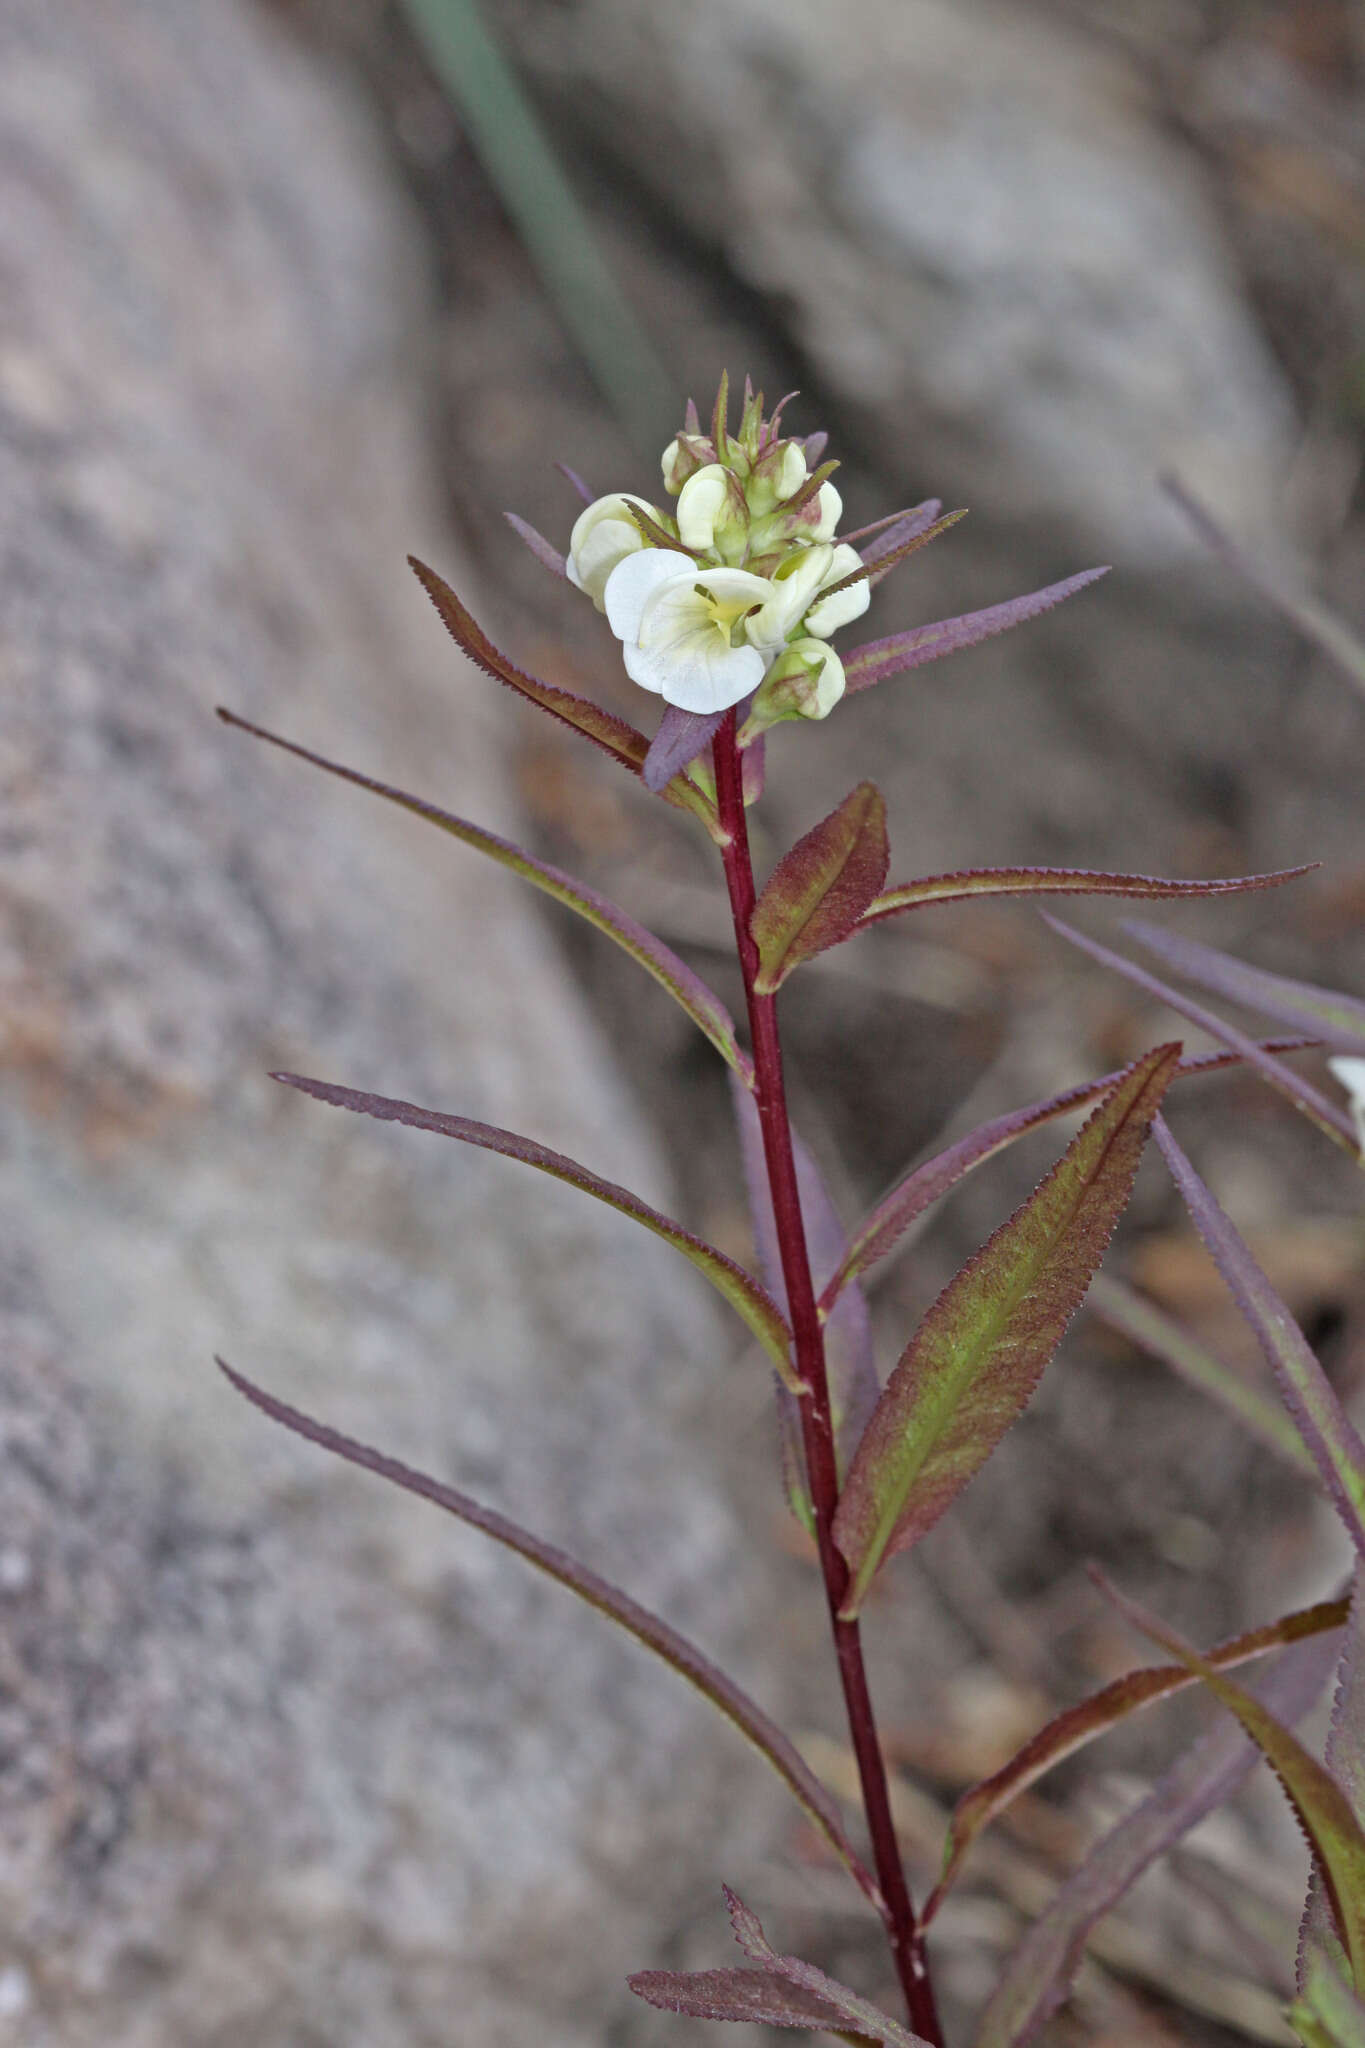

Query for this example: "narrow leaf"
[859,861,1315,927]
[751,784,890,993]
[818,510,967,604]
[732,1081,879,1530]
[977,1626,1343,2048]
[1165,475,1365,699]
[503,511,566,578]
[845,499,942,556]
[407,555,718,829]
[843,568,1110,693]
[820,1040,1315,1312]
[627,501,703,558]
[1045,913,1358,1153]
[928,1596,1347,1919]
[643,704,725,792]
[273,1073,798,1386]
[711,1885,926,2046]
[1155,1116,1365,1555]
[1290,1948,1365,2048]
[555,461,594,504]
[1122,918,1365,1055]
[1301,1563,1365,1994]
[833,1045,1180,1616]
[217,1361,878,1906]
[1087,1272,1318,1475]
[627,1966,868,2031]
[216,710,751,1084]
[1098,1573,1365,1986]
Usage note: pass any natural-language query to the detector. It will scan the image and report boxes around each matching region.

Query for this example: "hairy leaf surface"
[847,498,942,558]
[217,710,751,1083]
[217,1362,876,1905]
[503,511,566,578]
[842,568,1109,693]
[1156,1118,1365,1554]
[816,510,966,603]
[858,861,1313,927]
[752,784,890,992]
[643,704,725,791]
[274,1073,797,1385]
[1301,1565,1365,1996]
[833,1046,1180,1616]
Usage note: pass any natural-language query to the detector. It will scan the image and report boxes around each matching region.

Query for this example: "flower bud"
[676,463,749,557]
[660,434,715,495]
[740,639,846,741]
[566,493,665,610]
[746,439,807,517]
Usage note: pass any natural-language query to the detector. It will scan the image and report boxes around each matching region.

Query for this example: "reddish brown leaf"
[858,861,1315,927]
[751,784,890,993]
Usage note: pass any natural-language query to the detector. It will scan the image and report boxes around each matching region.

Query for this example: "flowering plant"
[218,378,1365,2046]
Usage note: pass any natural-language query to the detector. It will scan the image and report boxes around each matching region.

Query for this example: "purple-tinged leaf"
[976,1624,1342,2048]
[1155,1116,1365,1555]
[643,704,725,792]
[786,458,842,518]
[928,1595,1347,1922]
[712,367,730,460]
[819,1040,1315,1313]
[751,784,890,994]
[1301,1564,1365,1996]
[817,510,966,602]
[216,710,751,1085]
[407,555,719,831]
[742,730,767,807]
[273,1073,798,1386]
[1087,1272,1317,1476]
[843,568,1110,694]
[732,1081,879,1531]
[724,1886,926,2043]
[859,861,1315,928]
[1097,1572,1365,1985]
[1121,919,1365,1056]
[1165,475,1365,699]
[503,511,567,578]
[217,1361,878,1908]
[802,429,829,465]
[1291,1946,1365,2048]
[683,397,701,435]
[1045,913,1358,1154]
[555,460,594,503]
[845,500,942,557]
[833,1046,1180,1617]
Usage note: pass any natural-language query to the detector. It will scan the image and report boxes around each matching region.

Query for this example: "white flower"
[603,549,771,713]
[566,493,661,610]
[809,480,842,541]
[745,545,836,656]
[773,638,847,719]
[804,542,870,638]
[1329,1056,1365,1157]
[676,464,740,551]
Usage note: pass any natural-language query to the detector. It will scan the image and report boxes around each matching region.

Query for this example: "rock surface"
[0,3,778,2041]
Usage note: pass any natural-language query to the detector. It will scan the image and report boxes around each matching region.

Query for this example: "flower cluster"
[566,380,871,727]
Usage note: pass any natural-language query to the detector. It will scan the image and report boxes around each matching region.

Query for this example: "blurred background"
[3,0,1365,2041]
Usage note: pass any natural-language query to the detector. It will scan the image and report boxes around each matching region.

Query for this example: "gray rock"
[0,2,777,2040]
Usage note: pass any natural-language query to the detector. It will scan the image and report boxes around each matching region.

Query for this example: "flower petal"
[806,574,871,639]
[677,464,732,550]
[661,641,765,714]
[604,549,697,641]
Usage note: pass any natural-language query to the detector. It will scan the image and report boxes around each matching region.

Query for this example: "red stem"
[712,710,944,2045]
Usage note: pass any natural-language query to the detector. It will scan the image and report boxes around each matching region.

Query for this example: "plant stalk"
[711,709,944,2046]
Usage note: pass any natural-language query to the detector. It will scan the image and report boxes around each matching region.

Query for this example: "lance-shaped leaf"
[407,555,718,830]
[927,1595,1347,1921]
[1155,1116,1365,1556]
[503,511,566,578]
[732,1081,879,1533]
[846,499,942,560]
[751,784,890,993]
[819,1041,1314,1313]
[842,568,1109,694]
[1087,1272,1318,1476]
[274,1073,798,1386]
[643,704,725,792]
[1121,918,1365,1055]
[1165,474,1365,699]
[1097,1572,1365,1986]
[1046,913,1358,1154]
[1301,1564,1365,1996]
[629,1888,926,2044]
[217,710,751,1086]
[833,1045,1180,1617]
[217,1361,878,1908]
[1291,1948,1365,2048]
[977,1622,1344,2048]
[857,861,1314,929]
[555,460,593,504]
[816,510,967,605]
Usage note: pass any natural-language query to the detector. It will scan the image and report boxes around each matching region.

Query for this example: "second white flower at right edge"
[602,540,870,718]
[1329,1056,1365,1159]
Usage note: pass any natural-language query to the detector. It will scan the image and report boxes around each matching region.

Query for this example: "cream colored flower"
[565,493,661,610]
[804,543,870,638]
[744,545,836,656]
[676,464,744,552]
[1329,1056,1365,1157]
[603,549,771,713]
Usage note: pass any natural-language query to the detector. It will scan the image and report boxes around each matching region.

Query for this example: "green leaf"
[1099,1572,1365,1988]
[272,1072,799,1387]
[751,784,890,993]
[833,1044,1180,1617]
[1300,1563,1365,1993]
[1292,1943,1365,2046]
[217,1361,879,1910]
[216,709,752,1086]
[406,556,719,832]
[1087,1273,1317,1476]
[858,860,1314,926]
[927,1595,1346,1922]
[1155,1118,1365,1556]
